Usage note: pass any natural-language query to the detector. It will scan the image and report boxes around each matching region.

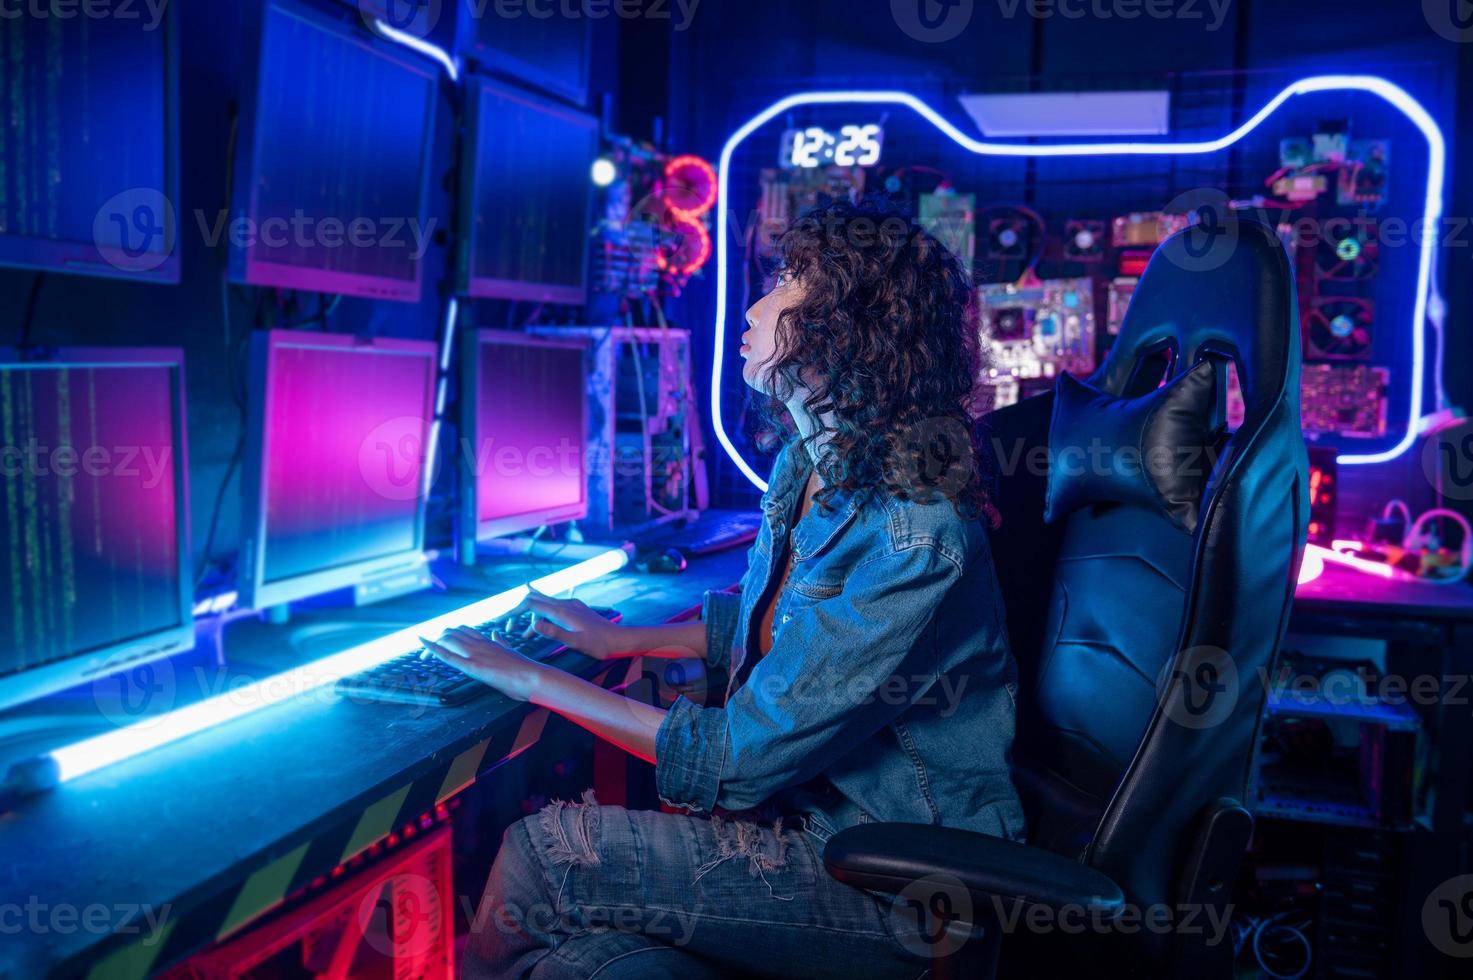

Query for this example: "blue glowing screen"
[0,362,183,678]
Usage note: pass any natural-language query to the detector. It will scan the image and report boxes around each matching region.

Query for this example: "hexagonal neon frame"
[711,77,1446,491]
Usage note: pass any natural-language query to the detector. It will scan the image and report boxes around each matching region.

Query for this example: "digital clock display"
[780,124,884,169]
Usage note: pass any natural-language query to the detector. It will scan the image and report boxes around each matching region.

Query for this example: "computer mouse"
[641,548,688,574]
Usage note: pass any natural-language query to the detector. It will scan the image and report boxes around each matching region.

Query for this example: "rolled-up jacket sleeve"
[656,543,963,813]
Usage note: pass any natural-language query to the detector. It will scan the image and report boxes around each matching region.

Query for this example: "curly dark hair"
[756,196,996,525]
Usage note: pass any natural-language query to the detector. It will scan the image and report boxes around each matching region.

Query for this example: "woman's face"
[740,270,802,395]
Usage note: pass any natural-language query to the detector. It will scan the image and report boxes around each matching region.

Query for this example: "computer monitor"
[460,5,591,105]
[0,348,193,711]
[230,0,438,302]
[0,9,180,282]
[460,330,589,547]
[458,78,598,305]
[240,330,438,610]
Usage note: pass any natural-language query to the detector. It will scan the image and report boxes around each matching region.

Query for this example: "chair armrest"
[823,823,1125,919]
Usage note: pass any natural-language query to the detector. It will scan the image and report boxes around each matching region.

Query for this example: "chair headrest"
[1091,214,1298,432]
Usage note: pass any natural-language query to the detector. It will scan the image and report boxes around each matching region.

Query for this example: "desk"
[0,549,748,979]
[1283,565,1473,978]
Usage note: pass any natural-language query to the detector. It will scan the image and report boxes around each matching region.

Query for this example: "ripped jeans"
[461,790,933,979]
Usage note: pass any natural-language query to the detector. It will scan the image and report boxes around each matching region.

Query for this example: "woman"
[428,197,1024,979]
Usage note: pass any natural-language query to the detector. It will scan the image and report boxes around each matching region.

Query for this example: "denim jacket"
[655,441,1026,843]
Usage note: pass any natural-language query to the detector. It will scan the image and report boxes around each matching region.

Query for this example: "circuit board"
[976,278,1096,411]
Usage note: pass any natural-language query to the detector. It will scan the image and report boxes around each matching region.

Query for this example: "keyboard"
[646,509,763,558]
[336,606,622,707]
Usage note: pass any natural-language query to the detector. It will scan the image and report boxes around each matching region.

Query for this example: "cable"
[1403,508,1473,585]
[19,273,45,349]
[194,431,246,591]
[1382,499,1412,527]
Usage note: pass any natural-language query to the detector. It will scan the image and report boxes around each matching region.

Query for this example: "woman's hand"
[514,589,624,660]
[421,627,545,702]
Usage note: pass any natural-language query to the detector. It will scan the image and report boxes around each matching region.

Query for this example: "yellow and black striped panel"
[70,659,647,980]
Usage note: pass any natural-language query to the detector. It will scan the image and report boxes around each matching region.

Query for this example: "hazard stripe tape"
[64,662,643,979]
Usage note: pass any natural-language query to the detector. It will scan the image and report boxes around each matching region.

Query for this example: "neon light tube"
[1305,542,1395,580]
[49,548,629,784]
[712,77,1445,489]
[370,17,459,83]
[1297,547,1326,586]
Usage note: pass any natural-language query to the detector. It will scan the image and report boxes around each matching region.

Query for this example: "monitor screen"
[464,331,588,541]
[0,12,179,282]
[243,331,437,608]
[464,7,590,105]
[460,80,597,305]
[0,350,192,709]
[233,1,438,302]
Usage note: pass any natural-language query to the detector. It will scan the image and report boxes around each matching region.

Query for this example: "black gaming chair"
[824,217,1310,978]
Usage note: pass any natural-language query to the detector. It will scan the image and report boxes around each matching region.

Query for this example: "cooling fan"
[1315,222,1379,281]
[1304,297,1374,360]
[1064,219,1107,262]
[986,217,1033,259]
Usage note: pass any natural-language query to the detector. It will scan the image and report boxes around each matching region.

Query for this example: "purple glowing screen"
[261,341,435,584]
[473,340,586,527]
[0,363,182,677]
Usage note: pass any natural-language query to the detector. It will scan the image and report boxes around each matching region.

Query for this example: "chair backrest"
[982,216,1309,970]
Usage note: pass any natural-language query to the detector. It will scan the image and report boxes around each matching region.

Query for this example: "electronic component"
[0,349,193,711]
[232,1,437,301]
[919,191,977,272]
[1311,122,1350,164]
[1300,364,1390,439]
[464,0,591,104]
[337,607,621,706]
[0,9,179,282]
[641,509,765,558]
[1106,277,1137,336]
[1064,219,1107,262]
[1272,173,1328,203]
[459,78,599,304]
[986,217,1033,259]
[1307,448,1338,544]
[976,278,1096,411]
[1278,138,1313,169]
[1110,211,1189,248]
[1338,139,1390,207]
[779,124,884,170]
[460,331,590,548]
[1304,297,1374,361]
[531,326,696,535]
[755,166,867,259]
[1315,221,1379,281]
[241,331,438,610]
